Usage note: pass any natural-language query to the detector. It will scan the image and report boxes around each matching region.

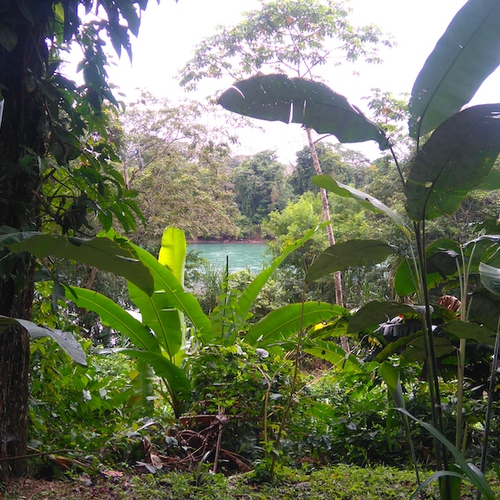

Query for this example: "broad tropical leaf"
[131,245,214,340]
[380,362,406,410]
[237,225,321,324]
[405,104,500,221]
[479,262,500,295]
[128,282,184,360]
[347,301,424,334]
[115,348,191,415]
[469,288,500,332]
[0,315,86,365]
[63,285,159,353]
[402,337,455,362]
[245,302,345,347]
[304,339,361,369]
[477,168,500,190]
[395,239,459,296]
[399,409,496,499]
[4,231,154,295]
[219,74,389,150]
[158,227,186,287]
[442,320,496,345]
[306,240,398,283]
[312,174,410,238]
[410,0,500,139]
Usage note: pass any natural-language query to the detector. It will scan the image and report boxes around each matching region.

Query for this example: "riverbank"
[187,238,266,244]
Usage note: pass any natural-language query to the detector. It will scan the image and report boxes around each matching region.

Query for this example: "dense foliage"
[2,1,500,499]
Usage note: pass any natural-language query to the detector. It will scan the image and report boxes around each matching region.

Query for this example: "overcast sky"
[103,0,500,162]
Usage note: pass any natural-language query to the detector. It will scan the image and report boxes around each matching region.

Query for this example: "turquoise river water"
[188,242,269,274]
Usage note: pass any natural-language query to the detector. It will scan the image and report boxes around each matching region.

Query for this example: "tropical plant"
[216,1,500,497]
[180,0,394,319]
[0,0,160,478]
[3,226,346,422]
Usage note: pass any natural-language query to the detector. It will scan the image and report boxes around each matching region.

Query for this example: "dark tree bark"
[0,11,49,480]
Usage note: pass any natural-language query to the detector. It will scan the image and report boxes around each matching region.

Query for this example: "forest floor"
[4,464,500,499]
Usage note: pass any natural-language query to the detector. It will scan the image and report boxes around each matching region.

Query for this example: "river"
[188,242,270,274]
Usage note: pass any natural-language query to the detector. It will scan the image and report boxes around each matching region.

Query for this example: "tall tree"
[179,0,393,340]
[0,0,161,478]
[291,143,370,195]
[119,93,241,245]
[231,150,292,225]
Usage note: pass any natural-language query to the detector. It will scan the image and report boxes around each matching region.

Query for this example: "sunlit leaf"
[479,262,500,295]
[245,302,345,346]
[158,227,186,287]
[128,282,183,360]
[131,245,213,341]
[304,340,361,368]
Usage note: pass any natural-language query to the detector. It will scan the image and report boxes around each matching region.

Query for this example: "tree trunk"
[306,129,349,353]
[0,327,31,481]
[0,17,48,479]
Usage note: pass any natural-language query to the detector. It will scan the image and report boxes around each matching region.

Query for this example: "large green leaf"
[63,285,159,353]
[399,409,496,500]
[405,104,500,221]
[128,282,183,360]
[131,245,214,340]
[306,240,398,283]
[469,288,500,332]
[312,174,410,238]
[4,232,153,295]
[245,302,345,347]
[115,348,191,415]
[219,74,389,150]
[467,235,500,269]
[0,315,86,365]
[380,362,406,410]
[158,227,186,287]
[347,301,424,334]
[402,337,455,362]
[479,262,500,295]
[394,236,500,296]
[304,339,361,369]
[409,0,500,139]
[442,320,496,345]
[237,226,321,325]
[394,239,460,296]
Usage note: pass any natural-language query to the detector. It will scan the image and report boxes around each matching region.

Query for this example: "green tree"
[179,0,393,325]
[119,93,242,245]
[231,150,292,226]
[0,0,160,478]
[216,0,500,494]
[291,143,371,195]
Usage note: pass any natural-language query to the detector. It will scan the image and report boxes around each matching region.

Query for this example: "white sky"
[103,0,500,163]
